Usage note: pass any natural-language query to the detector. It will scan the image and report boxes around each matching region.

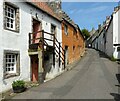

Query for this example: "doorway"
[65,46,69,65]
[51,24,56,39]
[31,55,38,82]
[32,19,41,43]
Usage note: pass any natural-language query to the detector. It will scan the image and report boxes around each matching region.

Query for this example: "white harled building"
[0,1,64,93]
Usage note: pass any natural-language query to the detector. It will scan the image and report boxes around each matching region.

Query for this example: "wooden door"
[33,19,41,43]
[31,55,38,82]
[65,46,69,65]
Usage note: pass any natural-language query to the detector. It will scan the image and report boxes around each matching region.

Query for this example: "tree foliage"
[81,28,90,40]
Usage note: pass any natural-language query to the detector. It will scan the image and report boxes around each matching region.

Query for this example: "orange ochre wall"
[62,21,85,64]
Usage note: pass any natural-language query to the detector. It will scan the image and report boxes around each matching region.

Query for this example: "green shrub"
[111,56,117,61]
[12,80,25,88]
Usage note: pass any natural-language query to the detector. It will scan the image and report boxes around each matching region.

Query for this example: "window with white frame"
[5,5,16,30]
[4,51,20,79]
[4,3,20,31]
[5,53,17,73]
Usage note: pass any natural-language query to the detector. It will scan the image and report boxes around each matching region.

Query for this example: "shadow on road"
[116,74,120,84]
[110,93,120,101]
[94,49,120,100]
[98,50,110,59]
[111,73,120,100]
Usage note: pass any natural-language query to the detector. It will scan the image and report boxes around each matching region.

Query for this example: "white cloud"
[71,6,110,14]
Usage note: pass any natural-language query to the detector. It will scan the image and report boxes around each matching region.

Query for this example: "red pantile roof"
[26,1,61,21]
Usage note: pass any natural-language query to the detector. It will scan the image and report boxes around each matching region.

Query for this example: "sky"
[62,2,118,31]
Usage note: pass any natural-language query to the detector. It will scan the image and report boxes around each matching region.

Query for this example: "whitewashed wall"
[113,10,120,59]
[0,1,62,93]
[118,10,120,44]
[105,20,113,57]
[0,1,4,93]
[113,11,118,45]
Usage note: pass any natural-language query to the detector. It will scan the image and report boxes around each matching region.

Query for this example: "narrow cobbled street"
[11,49,119,99]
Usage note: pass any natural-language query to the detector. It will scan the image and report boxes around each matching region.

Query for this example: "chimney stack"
[105,16,110,25]
[106,16,110,20]
[56,0,61,9]
[47,0,62,12]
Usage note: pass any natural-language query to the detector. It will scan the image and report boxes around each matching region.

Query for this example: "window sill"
[4,28,19,33]
[4,73,20,79]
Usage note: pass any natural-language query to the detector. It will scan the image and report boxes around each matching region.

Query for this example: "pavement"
[5,49,120,100]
